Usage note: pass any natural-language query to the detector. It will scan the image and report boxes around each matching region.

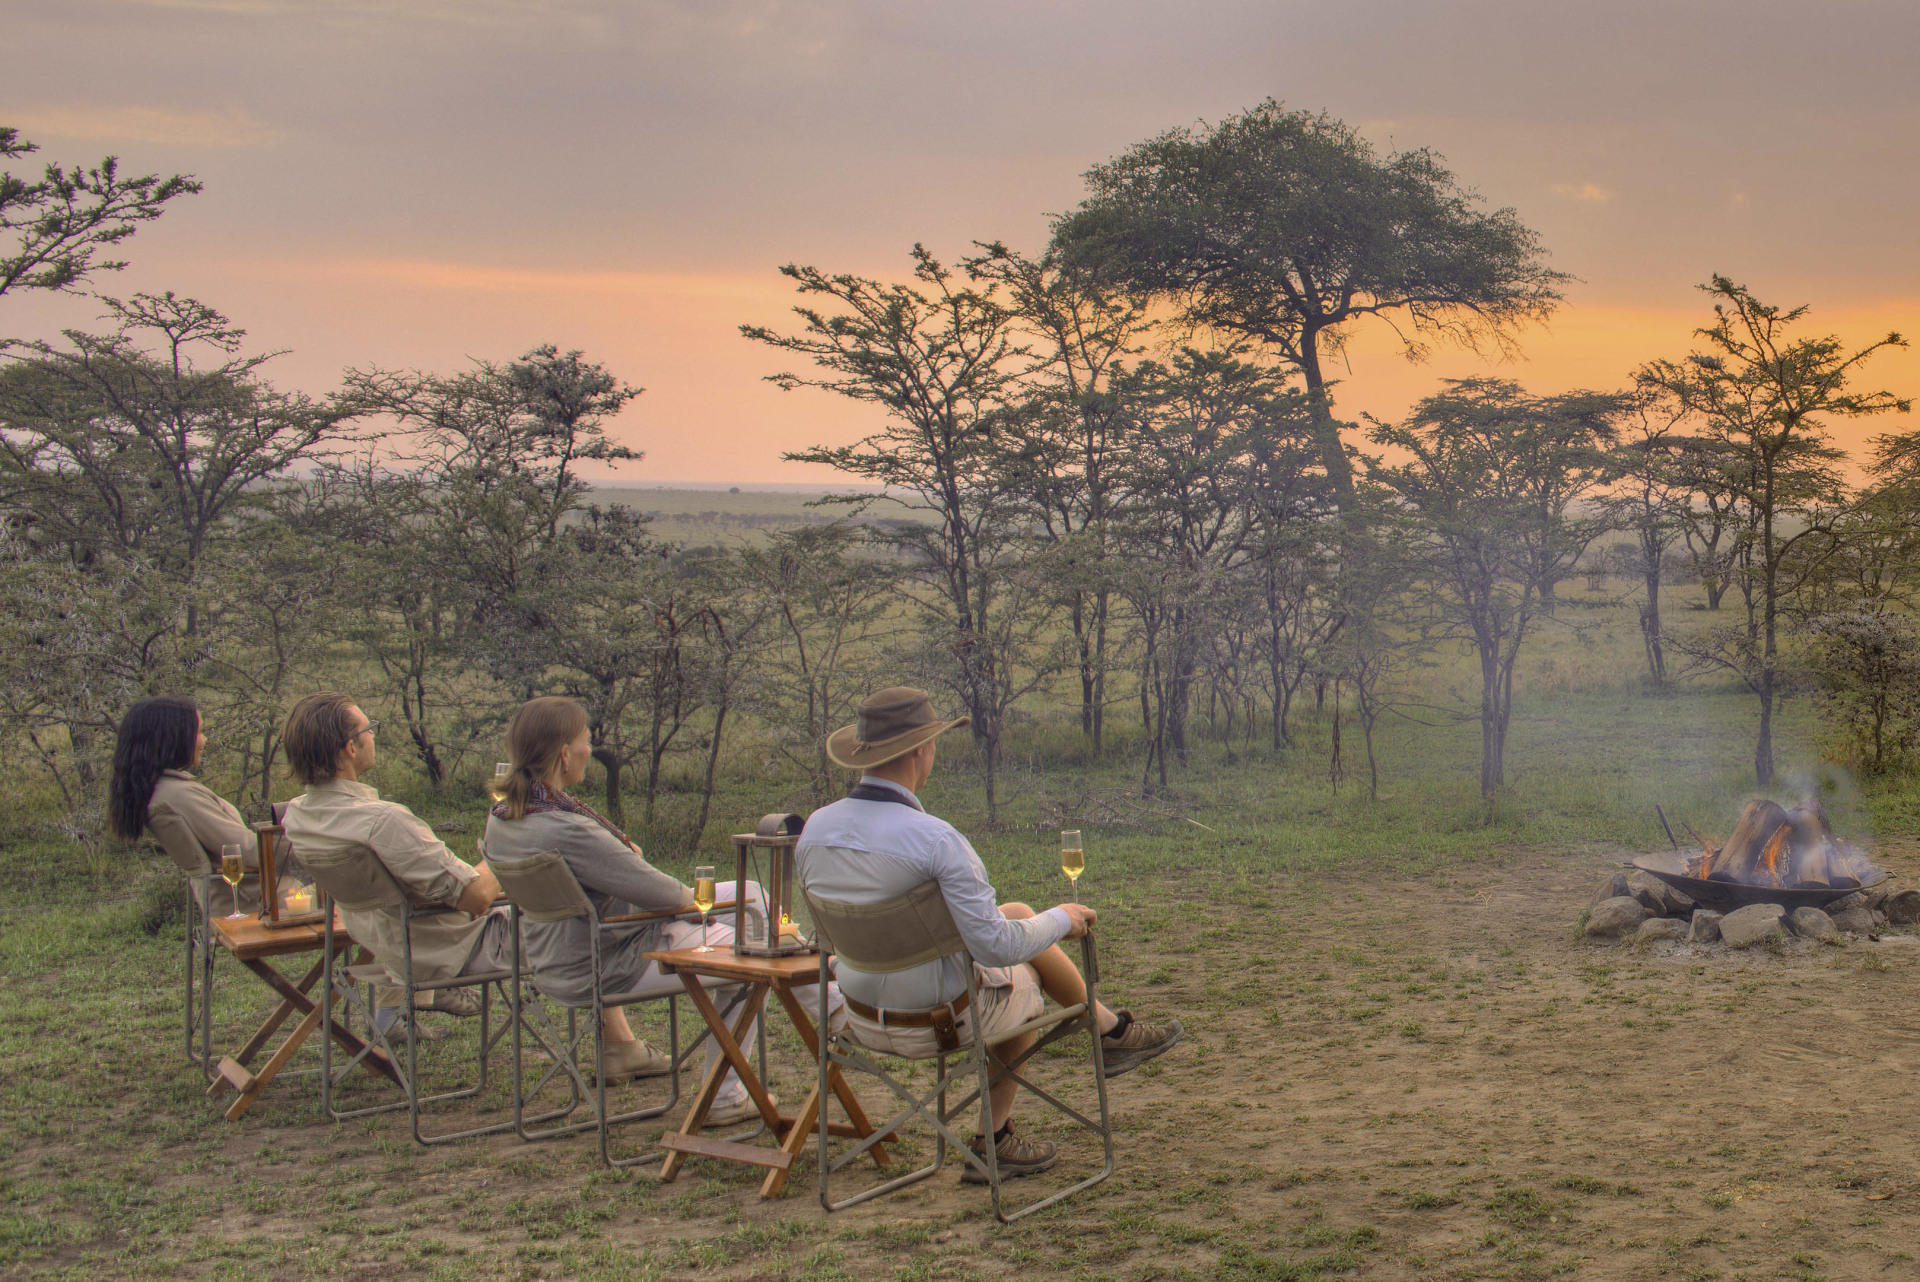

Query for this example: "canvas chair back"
[148,811,213,877]
[803,880,966,973]
[490,850,594,924]
[299,840,409,913]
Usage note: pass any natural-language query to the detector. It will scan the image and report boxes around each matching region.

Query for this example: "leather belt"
[843,992,971,1052]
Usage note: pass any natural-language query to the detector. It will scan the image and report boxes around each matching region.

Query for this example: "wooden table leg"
[243,951,401,1085]
[222,1001,325,1121]
[209,950,399,1105]
[771,984,891,1170]
[761,1080,822,1198]
[659,980,770,1183]
[222,956,324,1072]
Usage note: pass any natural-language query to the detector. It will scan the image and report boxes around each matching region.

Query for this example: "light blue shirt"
[796,776,1072,1011]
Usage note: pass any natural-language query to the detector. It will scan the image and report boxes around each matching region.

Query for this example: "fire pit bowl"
[1630,850,1889,914]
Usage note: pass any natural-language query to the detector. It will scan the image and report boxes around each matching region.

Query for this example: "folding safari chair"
[148,818,224,1080]
[489,848,768,1168]
[301,841,524,1146]
[805,881,1115,1223]
[147,801,290,1081]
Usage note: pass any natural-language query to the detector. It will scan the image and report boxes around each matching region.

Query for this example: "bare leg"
[602,1007,636,1043]
[989,1031,1032,1129]
[999,903,1118,1035]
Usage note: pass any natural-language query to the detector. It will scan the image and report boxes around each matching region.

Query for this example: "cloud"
[5,104,280,148]
[1550,181,1614,203]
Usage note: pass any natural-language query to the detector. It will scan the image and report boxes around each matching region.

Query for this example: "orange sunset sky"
[5,1,1917,484]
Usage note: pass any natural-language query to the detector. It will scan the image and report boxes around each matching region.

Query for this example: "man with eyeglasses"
[281,691,506,1031]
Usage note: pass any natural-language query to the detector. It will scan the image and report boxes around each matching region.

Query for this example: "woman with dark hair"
[109,697,260,915]
[483,696,834,1115]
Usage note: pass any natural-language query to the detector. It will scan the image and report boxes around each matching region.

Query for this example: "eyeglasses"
[349,719,380,744]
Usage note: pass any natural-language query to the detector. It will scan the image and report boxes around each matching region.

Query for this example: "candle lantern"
[255,820,323,930]
[732,812,815,957]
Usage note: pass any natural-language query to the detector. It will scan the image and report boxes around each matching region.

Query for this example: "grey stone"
[1585,896,1652,938]
[1827,891,1868,914]
[1720,903,1787,949]
[1591,872,1631,908]
[1831,906,1876,934]
[1873,909,1890,932]
[1636,917,1690,944]
[1884,890,1920,925]
[1689,910,1723,943]
[1787,907,1839,942]
[1865,883,1893,910]
[1626,869,1693,915]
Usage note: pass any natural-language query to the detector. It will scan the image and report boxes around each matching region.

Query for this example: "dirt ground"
[13,842,1920,1280]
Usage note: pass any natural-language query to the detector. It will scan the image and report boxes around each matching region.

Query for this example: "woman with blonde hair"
[484,697,825,1117]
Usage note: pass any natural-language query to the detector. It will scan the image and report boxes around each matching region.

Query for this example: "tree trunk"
[597,751,626,828]
[1091,595,1107,754]
[1640,559,1666,685]
[1479,638,1502,801]
[693,701,728,849]
[1298,324,1356,511]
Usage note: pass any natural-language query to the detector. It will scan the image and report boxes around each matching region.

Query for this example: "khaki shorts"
[840,963,1044,1060]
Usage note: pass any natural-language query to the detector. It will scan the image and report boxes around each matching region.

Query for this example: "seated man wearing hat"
[797,687,1182,1183]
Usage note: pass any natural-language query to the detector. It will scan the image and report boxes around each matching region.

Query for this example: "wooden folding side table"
[647,947,891,1198]
[204,912,400,1120]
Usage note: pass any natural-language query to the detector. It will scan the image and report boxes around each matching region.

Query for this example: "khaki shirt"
[149,770,260,915]
[284,778,486,984]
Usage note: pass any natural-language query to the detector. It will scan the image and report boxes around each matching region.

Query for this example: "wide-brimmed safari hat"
[825,687,969,771]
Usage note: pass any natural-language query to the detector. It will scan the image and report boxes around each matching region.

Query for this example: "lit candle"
[284,888,313,914]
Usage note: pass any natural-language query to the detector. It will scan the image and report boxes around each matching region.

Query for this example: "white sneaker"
[706,1092,773,1128]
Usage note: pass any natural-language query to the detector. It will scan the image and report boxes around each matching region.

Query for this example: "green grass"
[2,575,1917,1276]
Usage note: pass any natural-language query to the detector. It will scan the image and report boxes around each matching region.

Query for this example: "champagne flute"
[488,762,511,802]
[219,842,246,920]
[1060,830,1085,891]
[692,865,717,952]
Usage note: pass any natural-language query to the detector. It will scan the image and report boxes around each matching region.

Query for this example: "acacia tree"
[964,244,1152,752]
[0,296,353,794]
[1,126,199,306]
[1644,278,1908,786]
[747,246,1048,821]
[1369,379,1621,801]
[338,346,642,785]
[738,524,896,806]
[1051,101,1566,513]
[1598,381,1703,685]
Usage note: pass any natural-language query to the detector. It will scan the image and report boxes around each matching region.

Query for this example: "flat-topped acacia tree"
[1051,101,1567,514]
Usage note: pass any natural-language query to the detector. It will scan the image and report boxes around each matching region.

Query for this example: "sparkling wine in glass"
[488,762,511,802]
[219,842,246,919]
[692,866,717,951]
[1060,830,1084,888]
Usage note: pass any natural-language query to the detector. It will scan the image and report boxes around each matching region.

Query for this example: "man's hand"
[457,860,503,918]
[1059,903,1098,939]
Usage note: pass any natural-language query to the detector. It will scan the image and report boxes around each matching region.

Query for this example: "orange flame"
[1757,827,1790,889]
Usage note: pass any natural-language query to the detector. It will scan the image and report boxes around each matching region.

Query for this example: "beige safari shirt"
[149,770,260,915]
[283,778,486,984]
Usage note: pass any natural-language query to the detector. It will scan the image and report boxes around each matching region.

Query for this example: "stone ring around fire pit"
[1630,850,1889,915]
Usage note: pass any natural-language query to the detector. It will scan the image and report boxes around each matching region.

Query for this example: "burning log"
[1707,798,1791,884]
[1784,803,1833,888]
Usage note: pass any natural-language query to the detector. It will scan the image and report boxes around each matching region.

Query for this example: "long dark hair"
[108,697,200,840]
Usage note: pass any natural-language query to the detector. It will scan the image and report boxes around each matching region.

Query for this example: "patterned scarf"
[492,777,632,847]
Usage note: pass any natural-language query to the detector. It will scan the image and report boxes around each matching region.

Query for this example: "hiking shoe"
[421,987,483,1018]
[372,1008,451,1042]
[595,1038,671,1084]
[960,1126,1057,1184]
[706,1092,774,1128]
[1099,1012,1182,1079]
